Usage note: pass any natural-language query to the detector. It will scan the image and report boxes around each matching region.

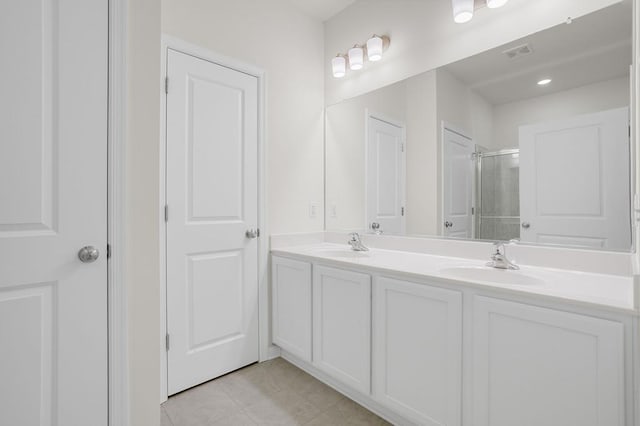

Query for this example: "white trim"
[159,35,269,401]
[364,109,407,234]
[107,0,129,424]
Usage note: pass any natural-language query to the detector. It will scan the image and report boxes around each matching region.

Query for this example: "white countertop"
[272,243,637,315]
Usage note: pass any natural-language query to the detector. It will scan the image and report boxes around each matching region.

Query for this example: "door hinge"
[401,207,405,216]
[401,142,405,153]
[166,334,170,351]
[164,77,169,94]
[164,205,169,222]
[472,207,475,215]
[106,244,111,259]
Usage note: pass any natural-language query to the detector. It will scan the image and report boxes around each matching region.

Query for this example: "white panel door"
[0,1,108,425]
[271,256,312,362]
[519,108,631,250]
[373,277,462,426]
[472,296,625,426]
[442,128,474,238]
[313,266,371,394]
[367,116,405,235]
[166,49,259,395]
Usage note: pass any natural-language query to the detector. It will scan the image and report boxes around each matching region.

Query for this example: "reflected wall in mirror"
[325,1,633,252]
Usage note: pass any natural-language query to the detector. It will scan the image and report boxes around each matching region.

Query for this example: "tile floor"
[161,357,391,426]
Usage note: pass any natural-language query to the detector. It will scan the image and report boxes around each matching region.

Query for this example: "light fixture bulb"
[452,0,474,23]
[332,55,346,78]
[486,0,509,8]
[537,78,552,86]
[366,35,384,62]
[348,45,364,70]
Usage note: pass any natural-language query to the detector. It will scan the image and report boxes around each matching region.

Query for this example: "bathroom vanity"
[270,236,637,426]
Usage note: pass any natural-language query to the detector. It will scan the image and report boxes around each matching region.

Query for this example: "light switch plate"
[309,202,320,219]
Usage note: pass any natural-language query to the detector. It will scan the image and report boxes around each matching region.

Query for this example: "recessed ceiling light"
[537,78,552,86]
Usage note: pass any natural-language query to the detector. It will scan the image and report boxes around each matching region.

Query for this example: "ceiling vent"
[502,43,533,60]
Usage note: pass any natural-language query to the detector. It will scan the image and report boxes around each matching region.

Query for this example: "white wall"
[162,0,325,235]
[324,0,620,105]
[325,81,407,231]
[492,76,630,149]
[126,1,161,425]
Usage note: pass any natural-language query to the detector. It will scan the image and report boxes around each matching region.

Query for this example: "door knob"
[245,229,259,239]
[521,222,530,229]
[444,221,453,229]
[78,246,100,263]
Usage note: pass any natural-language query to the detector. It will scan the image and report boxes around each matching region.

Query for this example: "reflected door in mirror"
[519,107,631,251]
[443,128,475,239]
[367,116,406,235]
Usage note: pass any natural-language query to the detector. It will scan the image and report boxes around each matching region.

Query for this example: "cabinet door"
[313,265,371,394]
[271,256,312,361]
[472,296,625,426]
[373,277,462,426]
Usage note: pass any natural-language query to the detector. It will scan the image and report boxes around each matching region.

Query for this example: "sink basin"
[439,266,544,286]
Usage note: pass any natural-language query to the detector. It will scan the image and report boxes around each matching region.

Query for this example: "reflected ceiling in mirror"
[324,1,633,252]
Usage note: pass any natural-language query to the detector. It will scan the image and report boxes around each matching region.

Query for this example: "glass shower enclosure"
[476,149,520,241]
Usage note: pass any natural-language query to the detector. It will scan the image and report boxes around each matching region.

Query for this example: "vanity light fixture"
[348,45,364,70]
[366,35,384,61]
[332,55,347,78]
[331,35,390,78]
[452,0,474,23]
[453,0,509,23]
[537,78,552,86]
[486,0,509,8]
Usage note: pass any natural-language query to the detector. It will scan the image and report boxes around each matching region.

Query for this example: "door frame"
[158,36,270,402]
[108,0,129,425]
[364,109,407,234]
[440,122,475,237]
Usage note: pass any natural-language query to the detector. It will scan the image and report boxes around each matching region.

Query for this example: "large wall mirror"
[325,1,634,252]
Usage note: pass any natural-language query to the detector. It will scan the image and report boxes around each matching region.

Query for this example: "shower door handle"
[521,222,530,229]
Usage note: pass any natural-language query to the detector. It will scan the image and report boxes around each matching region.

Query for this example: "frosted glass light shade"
[452,0,474,23]
[348,46,364,70]
[366,36,384,61]
[332,55,346,78]
[486,0,508,8]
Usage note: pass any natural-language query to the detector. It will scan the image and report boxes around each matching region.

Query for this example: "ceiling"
[444,1,633,105]
[285,0,357,21]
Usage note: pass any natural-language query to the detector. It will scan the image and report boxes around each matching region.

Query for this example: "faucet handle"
[492,241,504,255]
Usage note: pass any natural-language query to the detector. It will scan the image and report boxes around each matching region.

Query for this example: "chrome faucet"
[487,241,519,270]
[348,233,369,251]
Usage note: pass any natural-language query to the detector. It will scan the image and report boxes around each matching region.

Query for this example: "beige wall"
[126,0,161,425]
[324,0,620,105]
[405,71,438,235]
[162,0,326,235]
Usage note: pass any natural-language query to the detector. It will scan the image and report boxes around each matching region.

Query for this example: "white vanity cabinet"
[373,277,463,426]
[271,256,312,362]
[472,296,625,426]
[313,265,372,394]
[270,253,632,426]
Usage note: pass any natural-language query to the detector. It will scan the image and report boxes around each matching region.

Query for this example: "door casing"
[159,36,270,402]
